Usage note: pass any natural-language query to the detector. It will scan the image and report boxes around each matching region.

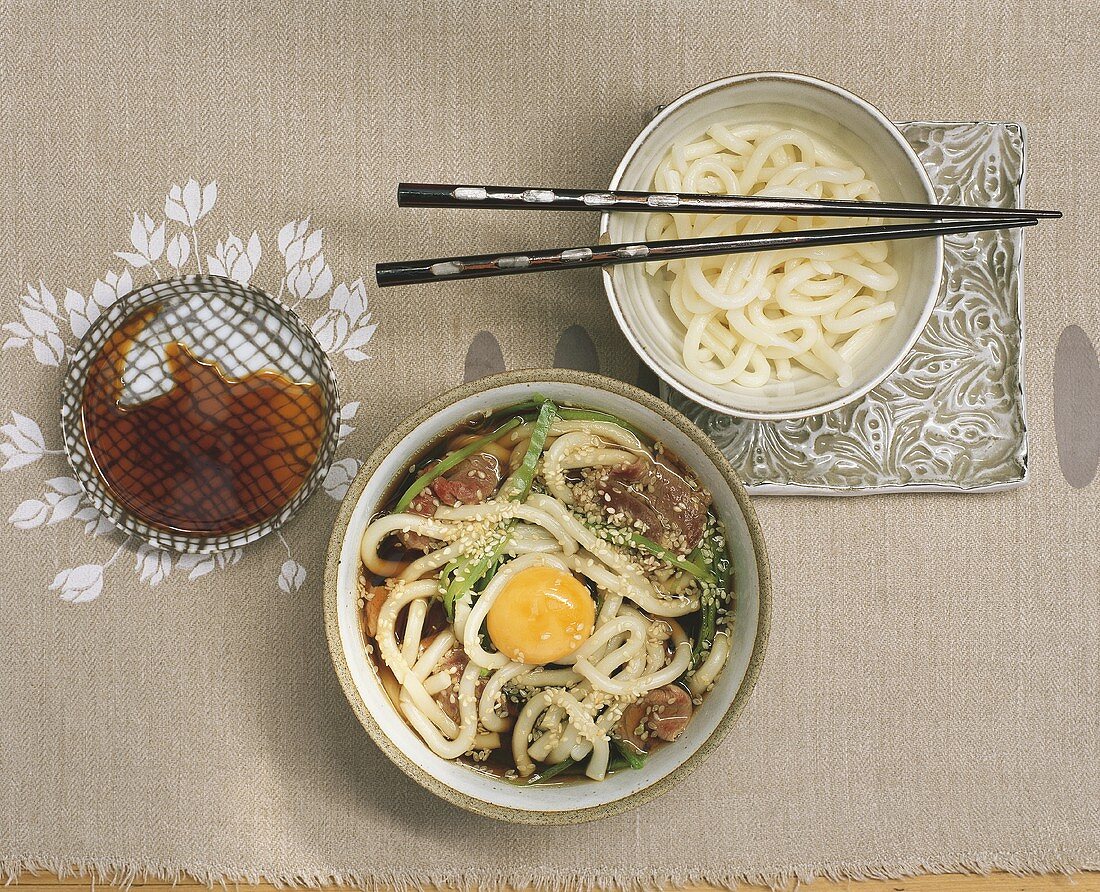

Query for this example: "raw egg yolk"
[486,566,595,665]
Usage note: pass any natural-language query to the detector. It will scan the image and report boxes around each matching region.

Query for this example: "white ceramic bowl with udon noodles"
[324,370,770,823]
[601,72,943,420]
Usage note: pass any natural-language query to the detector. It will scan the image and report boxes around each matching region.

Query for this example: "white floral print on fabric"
[2,178,377,602]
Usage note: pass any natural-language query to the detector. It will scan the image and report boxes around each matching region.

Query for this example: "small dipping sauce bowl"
[61,275,339,553]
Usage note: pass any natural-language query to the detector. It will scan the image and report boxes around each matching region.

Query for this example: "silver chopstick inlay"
[430,261,464,276]
[497,255,531,269]
[647,193,680,207]
[615,245,650,259]
[522,189,556,203]
[453,187,488,201]
[560,248,593,262]
[582,192,615,206]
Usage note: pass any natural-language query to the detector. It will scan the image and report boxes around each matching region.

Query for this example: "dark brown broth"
[82,305,327,534]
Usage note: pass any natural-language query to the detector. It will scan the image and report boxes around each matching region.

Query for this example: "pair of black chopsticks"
[375,183,1060,288]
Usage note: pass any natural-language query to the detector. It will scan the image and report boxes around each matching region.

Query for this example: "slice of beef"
[595,456,711,553]
[615,684,693,752]
[398,488,440,552]
[431,453,502,506]
[397,452,502,552]
[640,458,711,552]
[598,478,664,541]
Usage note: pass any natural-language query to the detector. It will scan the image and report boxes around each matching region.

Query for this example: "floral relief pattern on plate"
[663,122,1028,494]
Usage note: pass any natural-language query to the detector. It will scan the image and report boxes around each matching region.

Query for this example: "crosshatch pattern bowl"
[324,369,772,824]
[60,275,340,554]
[600,72,944,421]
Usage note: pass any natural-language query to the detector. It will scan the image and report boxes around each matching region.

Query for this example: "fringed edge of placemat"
[3,853,1099,892]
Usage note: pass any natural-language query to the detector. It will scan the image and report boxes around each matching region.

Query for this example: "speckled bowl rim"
[323,369,772,824]
[59,275,341,554]
[599,71,945,421]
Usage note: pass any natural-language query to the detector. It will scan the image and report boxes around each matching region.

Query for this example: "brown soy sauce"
[81,304,327,535]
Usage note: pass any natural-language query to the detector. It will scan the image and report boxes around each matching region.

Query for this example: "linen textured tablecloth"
[1,1,1098,888]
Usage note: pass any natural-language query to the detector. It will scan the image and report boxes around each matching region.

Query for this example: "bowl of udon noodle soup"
[325,370,770,822]
[601,72,943,420]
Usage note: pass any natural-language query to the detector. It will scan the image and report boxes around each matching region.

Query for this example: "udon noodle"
[359,399,735,783]
[644,122,899,388]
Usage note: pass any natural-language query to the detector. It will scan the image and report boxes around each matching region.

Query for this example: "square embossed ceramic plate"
[663,121,1029,495]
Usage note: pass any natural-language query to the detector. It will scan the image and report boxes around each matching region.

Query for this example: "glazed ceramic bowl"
[325,370,771,823]
[60,275,340,553]
[600,72,943,420]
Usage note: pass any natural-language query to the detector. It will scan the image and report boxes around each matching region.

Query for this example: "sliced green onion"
[628,532,717,584]
[443,534,509,619]
[493,393,550,418]
[584,520,717,585]
[437,403,557,616]
[394,417,522,513]
[525,756,577,784]
[611,738,646,770]
[438,557,460,600]
[691,525,731,669]
[504,400,557,502]
[692,589,718,670]
[556,407,643,436]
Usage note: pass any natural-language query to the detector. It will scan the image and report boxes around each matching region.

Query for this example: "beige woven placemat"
[1,1,1097,888]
